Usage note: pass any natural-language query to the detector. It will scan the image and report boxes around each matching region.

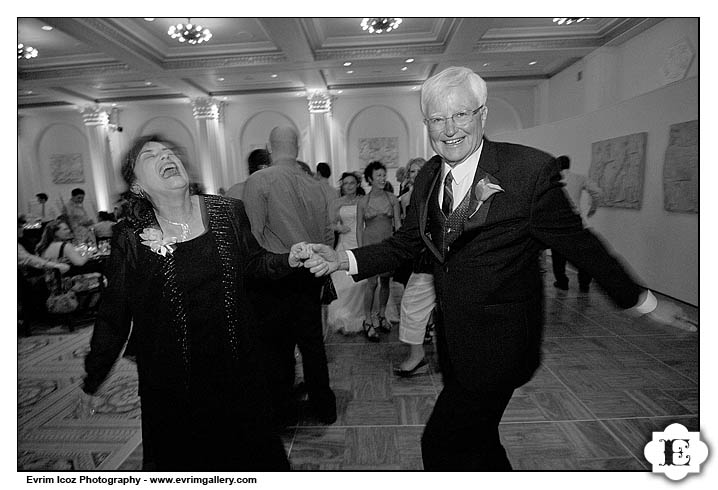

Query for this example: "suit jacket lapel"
[465,139,502,232]
[419,157,444,264]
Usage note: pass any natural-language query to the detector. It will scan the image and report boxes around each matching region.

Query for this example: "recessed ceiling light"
[483,62,490,67]
[412,86,419,91]
[529,61,537,66]
[26,90,33,95]
[271,74,278,78]
[145,81,152,86]
[343,61,352,67]
[144,18,155,21]
[401,66,408,71]
[217,77,225,81]
[41,25,53,31]
[405,58,414,63]
[111,103,117,107]
[223,96,228,100]
[337,90,343,94]
[346,70,354,74]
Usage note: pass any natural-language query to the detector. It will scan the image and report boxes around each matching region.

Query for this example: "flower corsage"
[469,178,504,218]
[140,228,177,256]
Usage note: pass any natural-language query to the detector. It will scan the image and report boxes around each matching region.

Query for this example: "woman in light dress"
[356,161,401,341]
[327,172,367,335]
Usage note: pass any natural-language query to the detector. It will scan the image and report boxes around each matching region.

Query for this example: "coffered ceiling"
[17,17,663,109]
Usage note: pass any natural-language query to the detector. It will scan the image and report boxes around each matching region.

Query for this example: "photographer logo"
[644,423,708,481]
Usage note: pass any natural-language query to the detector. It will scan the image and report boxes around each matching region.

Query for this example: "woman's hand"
[289,242,311,267]
[338,224,351,234]
[54,263,71,274]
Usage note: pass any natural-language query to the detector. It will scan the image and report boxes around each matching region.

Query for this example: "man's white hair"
[420,66,487,116]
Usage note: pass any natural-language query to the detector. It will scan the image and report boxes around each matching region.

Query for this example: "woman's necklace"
[157,214,190,241]
[157,203,193,242]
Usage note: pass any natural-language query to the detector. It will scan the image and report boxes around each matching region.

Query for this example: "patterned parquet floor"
[17,268,699,471]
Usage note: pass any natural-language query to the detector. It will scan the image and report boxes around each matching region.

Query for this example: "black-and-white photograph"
[16,12,703,487]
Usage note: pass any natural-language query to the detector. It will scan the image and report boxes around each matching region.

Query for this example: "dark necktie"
[442,171,454,215]
[41,202,46,219]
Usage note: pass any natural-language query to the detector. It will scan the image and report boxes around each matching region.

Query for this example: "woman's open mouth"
[159,163,180,178]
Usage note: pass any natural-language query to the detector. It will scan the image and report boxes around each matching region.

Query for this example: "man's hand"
[75,390,101,418]
[288,242,311,267]
[303,244,340,277]
[646,299,698,332]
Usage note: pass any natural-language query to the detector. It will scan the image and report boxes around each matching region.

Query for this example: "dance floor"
[17,268,699,471]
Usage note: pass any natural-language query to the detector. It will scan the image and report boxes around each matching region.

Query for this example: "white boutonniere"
[469,178,504,218]
[139,227,177,256]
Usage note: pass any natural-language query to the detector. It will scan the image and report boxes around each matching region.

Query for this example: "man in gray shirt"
[243,126,336,426]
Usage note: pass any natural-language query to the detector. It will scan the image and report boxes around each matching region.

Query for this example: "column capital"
[307,90,333,114]
[81,105,109,126]
[192,97,221,120]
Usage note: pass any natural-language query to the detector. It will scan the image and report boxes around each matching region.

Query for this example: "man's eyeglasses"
[424,106,484,131]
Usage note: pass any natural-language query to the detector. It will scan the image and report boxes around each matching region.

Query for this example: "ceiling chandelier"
[552,18,589,25]
[18,43,38,59]
[360,18,402,34]
[168,19,212,45]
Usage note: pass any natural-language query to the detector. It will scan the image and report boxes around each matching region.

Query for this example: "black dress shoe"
[553,281,569,291]
[393,358,428,378]
[579,284,590,293]
[309,391,337,424]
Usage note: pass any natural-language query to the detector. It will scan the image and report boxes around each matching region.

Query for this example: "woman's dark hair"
[120,134,186,222]
[316,162,331,179]
[71,188,85,197]
[98,211,116,222]
[339,172,365,197]
[35,219,68,256]
[363,161,386,184]
[248,149,271,174]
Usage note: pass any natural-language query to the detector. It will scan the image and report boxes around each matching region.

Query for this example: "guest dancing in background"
[79,134,307,470]
[356,161,401,341]
[327,172,367,335]
[393,157,437,377]
[62,188,95,245]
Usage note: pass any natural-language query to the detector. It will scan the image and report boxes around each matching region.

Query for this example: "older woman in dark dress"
[79,134,308,470]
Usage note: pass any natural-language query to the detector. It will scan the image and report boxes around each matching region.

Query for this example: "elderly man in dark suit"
[300,66,695,471]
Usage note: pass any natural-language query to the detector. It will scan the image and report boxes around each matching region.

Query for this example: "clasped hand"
[289,242,340,276]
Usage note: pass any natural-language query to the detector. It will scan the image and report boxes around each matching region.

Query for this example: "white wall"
[18,111,100,216]
[618,18,698,101]
[494,77,698,305]
[536,18,698,125]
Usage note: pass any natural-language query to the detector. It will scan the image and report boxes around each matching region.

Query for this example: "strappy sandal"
[376,315,391,333]
[363,320,380,342]
[424,323,435,344]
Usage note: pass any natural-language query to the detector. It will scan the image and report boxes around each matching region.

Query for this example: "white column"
[17,115,34,213]
[81,106,114,211]
[106,107,126,196]
[192,97,225,194]
[307,91,334,173]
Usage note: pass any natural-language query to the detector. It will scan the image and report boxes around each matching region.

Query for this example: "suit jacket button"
[444,266,449,273]
[447,227,452,233]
